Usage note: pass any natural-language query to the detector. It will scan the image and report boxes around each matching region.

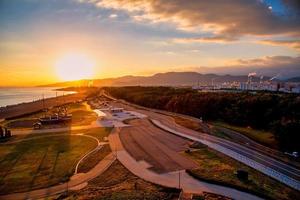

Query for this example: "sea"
[0,87,76,108]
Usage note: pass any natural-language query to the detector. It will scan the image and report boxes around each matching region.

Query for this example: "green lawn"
[83,127,112,141]
[3,127,111,145]
[68,102,97,126]
[172,116,277,148]
[173,116,231,140]
[185,144,299,200]
[212,122,277,148]
[77,144,112,173]
[0,135,97,194]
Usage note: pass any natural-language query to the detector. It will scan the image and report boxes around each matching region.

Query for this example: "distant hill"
[40,72,273,87]
[285,77,300,82]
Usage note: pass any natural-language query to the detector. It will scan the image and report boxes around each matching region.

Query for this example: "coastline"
[0,93,85,120]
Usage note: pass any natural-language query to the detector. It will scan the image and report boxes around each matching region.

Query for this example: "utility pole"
[42,94,45,117]
[178,171,181,189]
[173,118,177,131]
[115,128,118,159]
[115,143,118,159]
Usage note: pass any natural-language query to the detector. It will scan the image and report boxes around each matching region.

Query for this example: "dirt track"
[120,119,197,173]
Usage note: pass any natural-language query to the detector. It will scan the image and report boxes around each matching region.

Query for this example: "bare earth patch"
[56,160,180,200]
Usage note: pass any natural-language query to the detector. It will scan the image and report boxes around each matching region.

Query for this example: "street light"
[178,171,181,189]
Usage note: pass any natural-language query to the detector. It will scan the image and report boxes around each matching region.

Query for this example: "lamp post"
[178,171,181,189]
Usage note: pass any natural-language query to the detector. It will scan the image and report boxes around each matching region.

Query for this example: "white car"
[284,151,299,158]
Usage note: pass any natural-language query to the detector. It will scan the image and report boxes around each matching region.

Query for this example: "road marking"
[152,119,300,191]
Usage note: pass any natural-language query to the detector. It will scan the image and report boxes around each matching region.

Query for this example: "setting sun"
[55,53,94,81]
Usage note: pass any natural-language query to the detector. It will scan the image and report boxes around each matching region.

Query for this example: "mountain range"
[40,72,299,87]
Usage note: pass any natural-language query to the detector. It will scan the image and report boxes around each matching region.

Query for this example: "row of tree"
[104,86,300,151]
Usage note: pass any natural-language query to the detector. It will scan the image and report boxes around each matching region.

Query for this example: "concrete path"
[104,91,300,169]
[108,128,262,200]
[107,97,300,189]
[74,134,102,174]
[0,139,116,200]
[152,119,300,191]
[0,153,115,200]
[1,132,105,177]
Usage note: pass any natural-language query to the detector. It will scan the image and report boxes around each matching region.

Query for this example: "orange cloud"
[259,40,300,51]
[85,0,300,40]
[172,36,236,44]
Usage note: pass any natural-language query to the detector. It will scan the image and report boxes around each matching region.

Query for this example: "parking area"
[91,102,147,127]
[119,119,197,173]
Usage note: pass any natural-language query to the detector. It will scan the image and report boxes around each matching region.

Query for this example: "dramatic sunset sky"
[0,0,299,86]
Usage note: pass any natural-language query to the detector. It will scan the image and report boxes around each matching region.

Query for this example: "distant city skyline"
[0,0,299,86]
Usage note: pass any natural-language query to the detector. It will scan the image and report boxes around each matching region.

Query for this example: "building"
[292,87,300,94]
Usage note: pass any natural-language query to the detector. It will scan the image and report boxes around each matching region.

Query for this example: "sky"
[0,0,299,86]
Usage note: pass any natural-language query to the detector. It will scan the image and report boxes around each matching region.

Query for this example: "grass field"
[83,127,112,140]
[172,115,278,148]
[2,127,112,144]
[0,127,112,194]
[77,144,112,173]
[173,116,204,132]
[212,122,277,148]
[69,102,97,126]
[173,116,231,139]
[185,143,299,200]
[60,161,180,200]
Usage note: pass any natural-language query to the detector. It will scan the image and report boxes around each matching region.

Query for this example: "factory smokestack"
[248,72,257,77]
[260,75,264,84]
[247,72,256,84]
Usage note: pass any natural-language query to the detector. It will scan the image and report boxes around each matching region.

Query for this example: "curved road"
[108,127,262,200]
[0,132,116,200]
[153,119,300,191]
[103,92,300,191]
[104,91,300,169]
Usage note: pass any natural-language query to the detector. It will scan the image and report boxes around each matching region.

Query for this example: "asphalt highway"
[119,119,197,173]
[157,118,300,182]
[104,93,300,190]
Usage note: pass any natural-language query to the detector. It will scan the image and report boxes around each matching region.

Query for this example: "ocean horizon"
[0,87,76,108]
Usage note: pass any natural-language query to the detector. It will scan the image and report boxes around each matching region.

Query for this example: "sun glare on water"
[55,53,95,81]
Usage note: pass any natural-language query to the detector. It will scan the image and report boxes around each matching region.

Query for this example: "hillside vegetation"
[105,86,300,152]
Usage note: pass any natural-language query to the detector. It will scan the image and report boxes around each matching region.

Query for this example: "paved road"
[104,91,300,169]
[156,119,300,180]
[120,119,197,173]
[0,132,116,200]
[11,123,101,135]
[210,125,300,169]
[153,119,300,191]
[109,127,262,200]
[105,96,300,191]
[0,153,115,200]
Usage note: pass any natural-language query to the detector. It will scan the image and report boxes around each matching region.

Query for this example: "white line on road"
[151,119,300,191]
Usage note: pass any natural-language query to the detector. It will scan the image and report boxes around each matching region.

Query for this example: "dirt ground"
[119,119,197,173]
[56,161,180,200]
